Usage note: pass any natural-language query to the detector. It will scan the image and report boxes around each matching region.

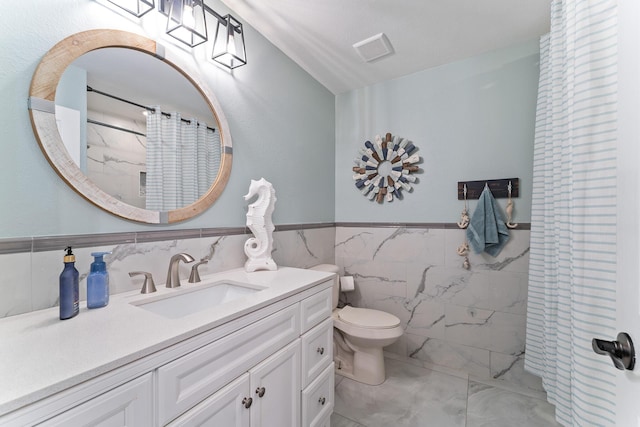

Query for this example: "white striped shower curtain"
[145,108,220,211]
[524,1,618,426]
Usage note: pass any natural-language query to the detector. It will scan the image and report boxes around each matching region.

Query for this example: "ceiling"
[219,0,551,94]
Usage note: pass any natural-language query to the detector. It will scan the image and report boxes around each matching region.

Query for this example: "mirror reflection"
[55,47,221,210]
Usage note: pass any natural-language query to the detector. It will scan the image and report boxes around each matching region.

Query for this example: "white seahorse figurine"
[244,178,278,272]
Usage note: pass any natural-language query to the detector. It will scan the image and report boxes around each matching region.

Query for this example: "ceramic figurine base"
[244,257,277,273]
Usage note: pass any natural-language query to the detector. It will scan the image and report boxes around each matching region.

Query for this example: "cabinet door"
[39,373,153,427]
[249,340,301,427]
[167,374,251,427]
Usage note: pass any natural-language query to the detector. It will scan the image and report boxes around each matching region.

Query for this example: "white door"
[250,340,301,427]
[615,0,640,425]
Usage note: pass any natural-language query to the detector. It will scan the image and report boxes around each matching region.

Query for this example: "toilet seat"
[338,306,400,329]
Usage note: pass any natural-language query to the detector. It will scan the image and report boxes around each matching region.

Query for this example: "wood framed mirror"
[28,29,232,224]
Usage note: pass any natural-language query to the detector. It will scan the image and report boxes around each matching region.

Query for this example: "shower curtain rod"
[87,118,146,137]
[86,86,216,133]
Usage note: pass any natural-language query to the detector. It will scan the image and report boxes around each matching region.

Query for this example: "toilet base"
[335,345,386,385]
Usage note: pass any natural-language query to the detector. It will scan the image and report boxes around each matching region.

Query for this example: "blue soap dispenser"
[87,251,112,309]
[59,246,79,320]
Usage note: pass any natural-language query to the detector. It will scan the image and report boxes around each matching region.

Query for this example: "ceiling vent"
[353,33,394,62]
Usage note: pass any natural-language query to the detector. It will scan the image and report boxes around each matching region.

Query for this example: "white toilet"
[311,264,403,385]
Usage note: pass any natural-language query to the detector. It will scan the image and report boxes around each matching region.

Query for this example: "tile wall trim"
[0,238,33,254]
[32,233,137,253]
[0,221,530,254]
[135,229,202,243]
[0,223,336,254]
[201,227,249,238]
[275,223,336,231]
[335,222,531,230]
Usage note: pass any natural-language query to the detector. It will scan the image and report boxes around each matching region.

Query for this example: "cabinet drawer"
[167,374,250,427]
[157,304,300,425]
[301,363,334,427]
[40,373,153,427]
[300,286,332,333]
[301,317,333,389]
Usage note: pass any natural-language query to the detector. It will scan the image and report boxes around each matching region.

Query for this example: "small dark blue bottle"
[59,246,79,320]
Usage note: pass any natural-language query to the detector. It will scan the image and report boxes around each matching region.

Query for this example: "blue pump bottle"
[87,251,111,309]
[59,246,79,320]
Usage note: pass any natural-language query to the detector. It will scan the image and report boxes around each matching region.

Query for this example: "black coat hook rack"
[457,178,519,200]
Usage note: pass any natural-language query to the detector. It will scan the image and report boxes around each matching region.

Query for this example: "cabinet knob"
[318,396,326,405]
[242,397,253,408]
[256,386,266,398]
[317,347,325,355]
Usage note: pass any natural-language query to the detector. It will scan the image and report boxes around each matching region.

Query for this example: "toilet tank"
[309,264,340,309]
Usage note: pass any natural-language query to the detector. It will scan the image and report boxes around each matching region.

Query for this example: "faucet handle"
[129,271,157,294]
[189,260,209,283]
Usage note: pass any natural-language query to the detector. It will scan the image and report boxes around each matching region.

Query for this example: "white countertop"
[0,266,333,416]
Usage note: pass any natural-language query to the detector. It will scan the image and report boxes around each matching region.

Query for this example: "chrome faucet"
[166,253,195,288]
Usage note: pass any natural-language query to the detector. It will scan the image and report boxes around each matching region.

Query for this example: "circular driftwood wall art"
[352,133,420,203]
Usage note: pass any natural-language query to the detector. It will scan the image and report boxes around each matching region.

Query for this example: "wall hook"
[506,180,518,229]
[457,178,519,200]
[457,184,469,229]
[457,241,469,256]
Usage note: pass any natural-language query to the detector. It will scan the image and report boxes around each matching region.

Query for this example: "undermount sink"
[131,280,266,319]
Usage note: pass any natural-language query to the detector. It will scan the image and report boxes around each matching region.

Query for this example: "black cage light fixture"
[100,0,247,68]
[166,0,208,47]
[103,0,155,17]
[211,14,246,69]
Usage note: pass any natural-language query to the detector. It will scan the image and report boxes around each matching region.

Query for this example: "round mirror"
[29,30,232,223]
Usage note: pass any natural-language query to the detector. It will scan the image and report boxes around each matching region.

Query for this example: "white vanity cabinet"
[0,272,334,427]
[168,340,301,427]
[156,304,300,425]
[166,287,332,427]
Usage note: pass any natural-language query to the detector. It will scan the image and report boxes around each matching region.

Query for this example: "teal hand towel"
[466,185,510,257]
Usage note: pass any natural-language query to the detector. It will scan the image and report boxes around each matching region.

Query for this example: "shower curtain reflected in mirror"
[145,107,220,211]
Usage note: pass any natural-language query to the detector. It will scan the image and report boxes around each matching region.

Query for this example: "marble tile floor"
[331,357,562,427]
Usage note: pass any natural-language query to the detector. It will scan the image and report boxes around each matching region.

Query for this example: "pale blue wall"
[0,0,540,239]
[335,40,540,223]
[0,0,335,238]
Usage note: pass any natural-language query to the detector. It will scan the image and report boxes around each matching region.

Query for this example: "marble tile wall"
[0,223,540,392]
[0,226,335,319]
[334,225,542,392]
[86,111,147,209]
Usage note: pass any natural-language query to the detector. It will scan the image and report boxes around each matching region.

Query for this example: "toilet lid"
[338,306,401,329]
